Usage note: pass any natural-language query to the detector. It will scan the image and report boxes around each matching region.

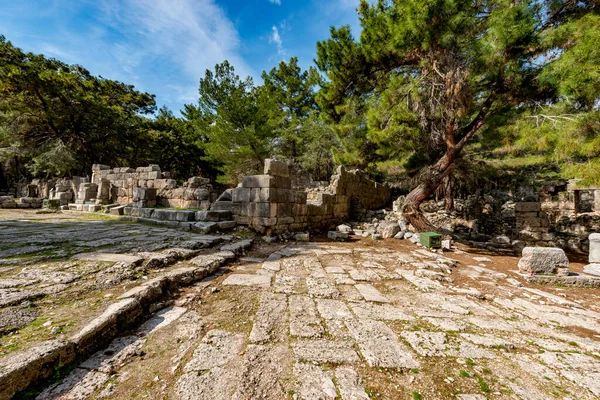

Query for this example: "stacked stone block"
[227,160,389,235]
[515,202,552,245]
[0,196,43,209]
[231,159,308,235]
[91,165,214,209]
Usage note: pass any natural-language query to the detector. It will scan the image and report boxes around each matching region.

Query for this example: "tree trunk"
[402,153,455,232]
[402,90,498,232]
[444,175,454,211]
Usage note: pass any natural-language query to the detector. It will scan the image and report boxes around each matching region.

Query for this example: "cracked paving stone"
[346,319,419,369]
[325,266,345,274]
[37,368,109,400]
[184,330,246,372]
[221,274,271,288]
[349,302,413,321]
[306,277,340,299]
[232,344,290,400]
[289,295,324,338]
[292,339,360,364]
[348,269,381,282]
[294,362,337,400]
[460,333,515,349]
[274,273,299,294]
[249,292,287,343]
[401,331,448,357]
[335,366,370,400]
[304,258,327,278]
[316,298,353,320]
[354,283,389,303]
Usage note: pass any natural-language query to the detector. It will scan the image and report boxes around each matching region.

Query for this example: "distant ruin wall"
[420,179,600,253]
[13,165,217,210]
[91,164,215,209]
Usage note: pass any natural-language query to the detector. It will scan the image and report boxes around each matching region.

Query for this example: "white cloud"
[269,0,281,5]
[98,0,254,105]
[269,26,285,56]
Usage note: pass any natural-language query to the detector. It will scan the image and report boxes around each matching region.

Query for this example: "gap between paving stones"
[0,239,254,400]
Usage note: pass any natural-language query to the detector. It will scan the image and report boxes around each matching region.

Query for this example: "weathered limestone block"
[0,340,76,399]
[232,187,251,203]
[153,209,196,222]
[590,233,600,263]
[378,221,401,239]
[518,247,569,275]
[242,175,273,188]
[247,203,278,218]
[196,210,232,222]
[264,159,289,177]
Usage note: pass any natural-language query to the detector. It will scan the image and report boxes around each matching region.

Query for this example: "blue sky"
[0,0,363,113]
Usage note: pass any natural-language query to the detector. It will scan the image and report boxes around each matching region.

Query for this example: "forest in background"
[1,0,599,227]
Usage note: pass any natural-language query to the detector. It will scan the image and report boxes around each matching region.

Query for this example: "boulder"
[336,224,352,233]
[518,247,569,275]
[328,231,349,241]
[394,231,405,240]
[378,221,400,239]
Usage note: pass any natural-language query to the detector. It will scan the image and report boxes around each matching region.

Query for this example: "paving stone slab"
[37,368,109,400]
[354,283,390,303]
[306,277,340,299]
[177,366,239,400]
[335,366,370,400]
[350,302,413,321]
[292,339,360,364]
[401,331,448,357]
[184,330,245,372]
[294,362,337,400]
[72,252,143,265]
[289,295,324,338]
[460,333,515,349]
[249,292,287,344]
[232,344,289,399]
[316,298,354,320]
[348,269,381,282]
[222,274,271,288]
[345,319,419,369]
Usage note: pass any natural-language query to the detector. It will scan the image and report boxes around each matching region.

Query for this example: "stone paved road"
[0,212,231,359]
[36,239,600,399]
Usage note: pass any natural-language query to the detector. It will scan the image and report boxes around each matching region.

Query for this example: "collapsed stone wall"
[216,160,390,235]
[91,164,215,209]
[15,165,217,209]
[412,179,600,253]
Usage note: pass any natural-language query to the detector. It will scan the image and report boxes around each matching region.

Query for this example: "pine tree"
[316,0,598,231]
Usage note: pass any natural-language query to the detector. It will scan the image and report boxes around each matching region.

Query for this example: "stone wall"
[0,196,42,209]
[221,160,391,235]
[414,179,600,253]
[91,164,210,207]
[18,165,217,209]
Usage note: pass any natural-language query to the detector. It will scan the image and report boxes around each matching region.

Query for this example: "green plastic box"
[420,232,442,249]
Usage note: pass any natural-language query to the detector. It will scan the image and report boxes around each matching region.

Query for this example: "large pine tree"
[316,0,598,231]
